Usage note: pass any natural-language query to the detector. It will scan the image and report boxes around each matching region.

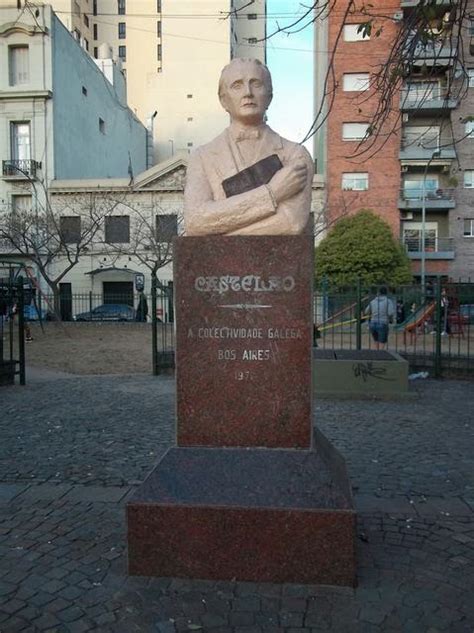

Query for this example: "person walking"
[364,286,395,350]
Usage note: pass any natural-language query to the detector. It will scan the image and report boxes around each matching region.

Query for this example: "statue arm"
[229,147,313,236]
[184,149,277,236]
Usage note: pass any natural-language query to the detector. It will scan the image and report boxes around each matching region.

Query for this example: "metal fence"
[0,267,26,385]
[314,281,474,378]
[32,284,176,375]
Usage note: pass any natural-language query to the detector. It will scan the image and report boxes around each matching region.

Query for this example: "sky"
[265,0,314,153]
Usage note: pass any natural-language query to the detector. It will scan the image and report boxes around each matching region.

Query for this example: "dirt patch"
[23,322,171,375]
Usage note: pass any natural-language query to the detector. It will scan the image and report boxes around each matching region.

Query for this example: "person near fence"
[135,292,148,323]
[364,287,395,350]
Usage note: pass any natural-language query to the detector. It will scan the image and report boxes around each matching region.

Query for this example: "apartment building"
[0,3,147,293]
[88,0,266,163]
[314,0,474,281]
[0,0,93,50]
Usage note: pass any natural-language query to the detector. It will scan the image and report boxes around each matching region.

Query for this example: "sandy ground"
[20,322,172,375]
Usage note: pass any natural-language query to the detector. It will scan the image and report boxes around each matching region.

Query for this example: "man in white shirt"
[364,286,395,350]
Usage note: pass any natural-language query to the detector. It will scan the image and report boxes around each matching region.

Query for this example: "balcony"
[401,0,454,7]
[399,142,456,161]
[401,237,455,259]
[400,89,458,115]
[2,160,41,180]
[398,188,456,210]
[411,39,457,66]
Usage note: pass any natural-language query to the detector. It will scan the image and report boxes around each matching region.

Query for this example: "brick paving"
[0,374,473,632]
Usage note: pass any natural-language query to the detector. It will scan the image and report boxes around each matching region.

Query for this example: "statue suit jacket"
[184,125,314,236]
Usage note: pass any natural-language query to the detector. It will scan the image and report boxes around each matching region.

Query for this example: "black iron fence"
[0,269,26,385]
[314,281,474,378]
[32,284,175,375]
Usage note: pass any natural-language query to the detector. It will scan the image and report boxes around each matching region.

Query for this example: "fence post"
[88,291,93,320]
[434,279,442,378]
[151,276,158,376]
[356,277,362,350]
[17,277,26,385]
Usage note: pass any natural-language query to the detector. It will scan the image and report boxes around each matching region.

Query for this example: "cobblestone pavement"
[0,374,473,632]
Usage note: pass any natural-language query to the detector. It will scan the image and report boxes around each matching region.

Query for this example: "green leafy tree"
[315,209,412,288]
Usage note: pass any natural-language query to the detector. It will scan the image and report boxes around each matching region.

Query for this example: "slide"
[394,302,435,333]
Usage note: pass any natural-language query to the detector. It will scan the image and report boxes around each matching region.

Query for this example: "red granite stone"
[174,236,313,449]
[127,445,357,586]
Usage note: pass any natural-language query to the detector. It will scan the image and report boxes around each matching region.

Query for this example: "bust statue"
[184,58,313,236]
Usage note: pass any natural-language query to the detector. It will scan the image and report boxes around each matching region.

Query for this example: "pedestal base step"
[127,444,356,586]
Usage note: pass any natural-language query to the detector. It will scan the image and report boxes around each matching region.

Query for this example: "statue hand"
[268,161,308,205]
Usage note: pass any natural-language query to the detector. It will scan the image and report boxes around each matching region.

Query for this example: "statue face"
[219,61,272,126]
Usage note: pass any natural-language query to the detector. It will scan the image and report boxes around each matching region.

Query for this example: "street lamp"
[420,148,441,294]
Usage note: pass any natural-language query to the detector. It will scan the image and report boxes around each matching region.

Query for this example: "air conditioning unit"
[393,11,404,21]
[400,211,414,220]
[402,113,409,123]
[442,165,450,173]
[401,165,409,173]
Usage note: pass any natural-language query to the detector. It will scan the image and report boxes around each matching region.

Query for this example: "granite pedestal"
[127,236,356,586]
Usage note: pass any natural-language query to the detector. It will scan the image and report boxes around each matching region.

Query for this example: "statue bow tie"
[235,129,261,142]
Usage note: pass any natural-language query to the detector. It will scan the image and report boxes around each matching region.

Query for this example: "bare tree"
[0,187,120,317]
[229,0,473,156]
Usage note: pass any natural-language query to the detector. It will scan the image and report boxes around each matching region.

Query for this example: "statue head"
[218,58,273,126]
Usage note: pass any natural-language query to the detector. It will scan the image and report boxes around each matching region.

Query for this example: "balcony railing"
[2,160,41,180]
[401,0,454,7]
[399,188,456,210]
[399,141,456,161]
[401,237,455,258]
[411,38,458,65]
[400,89,458,113]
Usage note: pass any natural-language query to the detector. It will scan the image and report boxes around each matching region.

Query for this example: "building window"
[403,125,440,150]
[404,80,440,104]
[187,117,193,121]
[343,24,370,41]
[157,0,162,12]
[10,122,31,163]
[157,21,162,37]
[99,117,106,134]
[464,219,474,237]
[8,46,29,86]
[468,69,474,88]
[93,23,98,39]
[93,46,98,58]
[105,216,130,243]
[187,142,193,147]
[248,37,258,44]
[469,20,474,36]
[84,14,89,27]
[60,217,81,244]
[156,214,178,242]
[12,195,32,214]
[82,86,87,96]
[157,44,162,60]
[403,223,438,252]
[342,72,369,92]
[247,13,257,19]
[118,45,126,61]
[93,0,97,15]
[464,171,474,188]
[84,38,89,51]
[465,120,474,138]
[342,172,368,191]
[118,22,126,39]
[73,28,81,41]
[342,123,370,141]
[118,0,126,14]
[187,94,193,98]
